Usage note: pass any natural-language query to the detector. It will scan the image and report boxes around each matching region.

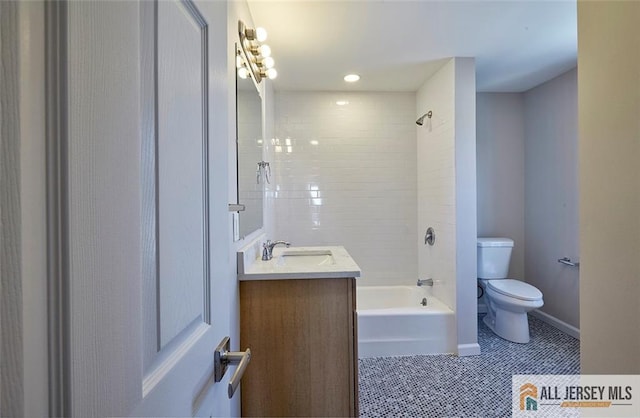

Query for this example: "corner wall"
[417,58,479,355]
[454,58,479,355]
[578,0,640,374]
[524,69,579,331]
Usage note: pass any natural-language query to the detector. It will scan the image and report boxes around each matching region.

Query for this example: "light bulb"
[256,27,268,42]
[344,74,360,82]
[266,68,277,80]
[237,67,249,79]
[236,55,243,68]
[258,44,271,58]
[262,56,275,69]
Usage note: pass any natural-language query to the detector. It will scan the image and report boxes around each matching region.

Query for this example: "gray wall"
[476,68,579,332]
[578,1,640,374]
[476,94,525,280]
[524,69,579,329]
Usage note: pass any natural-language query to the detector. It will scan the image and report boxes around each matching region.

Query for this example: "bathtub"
[356,285,456,358]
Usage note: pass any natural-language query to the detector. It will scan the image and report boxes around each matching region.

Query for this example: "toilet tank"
[477,238,514,279]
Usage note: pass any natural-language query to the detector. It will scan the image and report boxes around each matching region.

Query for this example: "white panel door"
[59,0,235,416]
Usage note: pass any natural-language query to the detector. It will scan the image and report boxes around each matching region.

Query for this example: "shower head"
[416,110,433,126]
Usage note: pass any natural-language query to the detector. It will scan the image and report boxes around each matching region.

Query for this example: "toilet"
[477,237,543,343]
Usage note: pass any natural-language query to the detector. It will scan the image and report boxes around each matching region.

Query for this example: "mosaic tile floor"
[358,315,580,417]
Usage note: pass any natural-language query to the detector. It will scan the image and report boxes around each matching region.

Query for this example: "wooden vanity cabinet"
[239,277,358,417]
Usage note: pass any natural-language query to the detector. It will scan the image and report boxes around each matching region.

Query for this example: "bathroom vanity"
[238,246,361,417]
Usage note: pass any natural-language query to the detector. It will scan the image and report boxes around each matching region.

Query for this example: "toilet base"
[483,310,531,343]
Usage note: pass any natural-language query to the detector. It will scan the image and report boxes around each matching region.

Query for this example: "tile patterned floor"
[358,315,580,417]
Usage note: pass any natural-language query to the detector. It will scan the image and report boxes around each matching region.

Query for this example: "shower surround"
[268,91,418,287]
[267,58,479,356]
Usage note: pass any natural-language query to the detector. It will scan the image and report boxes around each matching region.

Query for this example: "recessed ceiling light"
[336,100,349,106]
[344,74,360,82]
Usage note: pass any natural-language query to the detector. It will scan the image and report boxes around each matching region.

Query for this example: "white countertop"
[238,246,362,281]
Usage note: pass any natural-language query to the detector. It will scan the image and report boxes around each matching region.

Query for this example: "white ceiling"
[247,0,577,92]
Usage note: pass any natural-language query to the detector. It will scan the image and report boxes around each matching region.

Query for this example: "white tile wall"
[269,91,417,286]
[417,59,457,309]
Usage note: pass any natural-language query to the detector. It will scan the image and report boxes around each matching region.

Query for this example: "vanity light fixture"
[238,20,277,83]
[262,68,277,80]
[262,56,275,69]
[255,27,268,42]
[344,74,360,82]
[243,25,268,42]
[258,44,271,57]
[237,66,250,80]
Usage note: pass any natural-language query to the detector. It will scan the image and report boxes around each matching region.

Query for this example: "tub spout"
[417,278,433,287]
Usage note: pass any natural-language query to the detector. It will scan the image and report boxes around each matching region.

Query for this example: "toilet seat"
[487,279,542,301]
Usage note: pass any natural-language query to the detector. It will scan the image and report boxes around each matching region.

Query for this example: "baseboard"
[530,309,580,340]
[457,343,481,356]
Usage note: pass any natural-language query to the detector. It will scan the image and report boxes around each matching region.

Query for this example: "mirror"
[236,45,264,239]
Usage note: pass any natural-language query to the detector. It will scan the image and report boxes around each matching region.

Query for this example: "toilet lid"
[487,279,542,301]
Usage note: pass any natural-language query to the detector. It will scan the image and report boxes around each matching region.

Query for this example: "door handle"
[214,336,251,398]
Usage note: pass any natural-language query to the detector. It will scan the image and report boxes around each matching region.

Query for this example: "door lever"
[214,336,251,398]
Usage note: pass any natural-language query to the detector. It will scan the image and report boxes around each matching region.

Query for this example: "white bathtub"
[356,285,456,358]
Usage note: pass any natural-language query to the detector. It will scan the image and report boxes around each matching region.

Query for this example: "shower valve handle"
[424,227,436,246]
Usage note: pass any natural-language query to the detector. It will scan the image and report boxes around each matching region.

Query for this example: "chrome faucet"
[417,278,433,287]
[262,240,291,260]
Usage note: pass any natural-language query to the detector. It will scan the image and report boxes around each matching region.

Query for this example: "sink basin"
[277,249,335,267]
[238,245,361,280]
